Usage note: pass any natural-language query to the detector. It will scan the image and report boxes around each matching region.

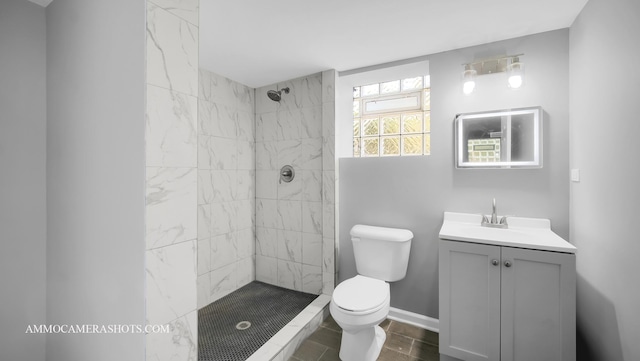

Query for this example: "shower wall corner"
[197,68,257,308]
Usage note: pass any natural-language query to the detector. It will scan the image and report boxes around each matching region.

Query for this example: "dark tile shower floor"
[289,316,439,361]
[198,281,317,361]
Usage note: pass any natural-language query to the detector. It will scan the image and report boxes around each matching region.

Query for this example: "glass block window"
[353,75,431,157]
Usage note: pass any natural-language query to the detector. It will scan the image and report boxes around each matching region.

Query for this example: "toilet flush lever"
[279,165,295,184]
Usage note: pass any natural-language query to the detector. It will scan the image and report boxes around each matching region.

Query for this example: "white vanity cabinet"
[439,239,576,361]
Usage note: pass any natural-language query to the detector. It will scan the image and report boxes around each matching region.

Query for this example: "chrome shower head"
[267,87,290,102]
[267,90,281,102]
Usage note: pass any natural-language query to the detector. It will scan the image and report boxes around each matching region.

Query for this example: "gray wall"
[339,30,570,318]
[570,0,640,360]
[0,1,47,360]
[46,0,146,360]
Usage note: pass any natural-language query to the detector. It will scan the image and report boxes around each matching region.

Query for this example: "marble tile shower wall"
[254,74,324,295]
[197,69,256,308]
[145,1,199,361]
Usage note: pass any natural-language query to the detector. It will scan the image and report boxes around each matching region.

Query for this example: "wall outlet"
[571,169,580,182]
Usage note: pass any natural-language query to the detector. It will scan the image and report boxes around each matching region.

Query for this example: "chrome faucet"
[482,198,508,228]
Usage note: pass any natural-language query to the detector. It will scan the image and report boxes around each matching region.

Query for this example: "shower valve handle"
[279,165,295,184]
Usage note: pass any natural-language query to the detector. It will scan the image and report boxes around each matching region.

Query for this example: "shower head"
[267,87,290,102]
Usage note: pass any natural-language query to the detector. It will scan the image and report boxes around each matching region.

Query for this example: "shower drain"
[235,321,251,330]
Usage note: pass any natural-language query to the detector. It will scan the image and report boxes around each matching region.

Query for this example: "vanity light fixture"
[462,64,477,95]
[462,54,525,93]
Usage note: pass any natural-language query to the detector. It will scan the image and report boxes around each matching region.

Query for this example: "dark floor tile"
[318,347,341,361]
[421,330,439,347]
[383,332,413,354]
[377,347,418,361]
[410,340,440,361]
[288,357,302,361]
[320,315,342,332]
[292,340,328,361]
[308,326,342,350]
[379,318,391,331]
[388,322,438,345]
[303,317,439,361]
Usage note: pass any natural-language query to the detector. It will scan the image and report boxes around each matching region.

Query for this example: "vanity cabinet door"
[500,247,576,361]
[439,240,501,361]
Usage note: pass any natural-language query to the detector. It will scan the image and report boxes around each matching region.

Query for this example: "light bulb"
[507,57,524,89]
[462,65,477,95]
[463,80,476,95]
[508,75,523,88]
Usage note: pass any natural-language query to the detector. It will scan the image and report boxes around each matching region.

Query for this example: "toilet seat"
[332,275,389,314]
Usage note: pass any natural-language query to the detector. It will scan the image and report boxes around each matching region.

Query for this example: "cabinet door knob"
[504,260,512,267]
[491,259,499,266]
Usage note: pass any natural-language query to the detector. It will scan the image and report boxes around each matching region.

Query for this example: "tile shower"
[197,69,337,304]
[143,0,337,357]
[195,69,338,359]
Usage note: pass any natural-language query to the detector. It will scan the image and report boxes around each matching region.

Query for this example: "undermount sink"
[439,212,576,253]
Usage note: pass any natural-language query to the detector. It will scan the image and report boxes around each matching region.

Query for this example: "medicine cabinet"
[455,106,542,168]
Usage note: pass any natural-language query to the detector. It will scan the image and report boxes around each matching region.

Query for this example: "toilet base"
[338,324,386,361]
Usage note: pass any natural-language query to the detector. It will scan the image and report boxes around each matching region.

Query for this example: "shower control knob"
[491,259,499,266]
[504,260,512,268]
[279,165,295,184]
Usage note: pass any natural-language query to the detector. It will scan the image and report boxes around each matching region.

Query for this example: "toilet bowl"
[330,225,413,361]
[330,275,390,361]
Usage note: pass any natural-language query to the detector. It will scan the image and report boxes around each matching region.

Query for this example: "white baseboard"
[387,307,439,333]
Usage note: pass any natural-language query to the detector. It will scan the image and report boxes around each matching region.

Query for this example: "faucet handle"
[499,216,508,225]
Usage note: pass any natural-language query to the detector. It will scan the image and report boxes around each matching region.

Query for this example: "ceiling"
[200,0,588,88]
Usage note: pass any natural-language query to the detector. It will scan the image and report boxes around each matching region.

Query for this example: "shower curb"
[246,294,331,361]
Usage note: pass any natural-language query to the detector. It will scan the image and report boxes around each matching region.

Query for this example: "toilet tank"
[350,225,413,282]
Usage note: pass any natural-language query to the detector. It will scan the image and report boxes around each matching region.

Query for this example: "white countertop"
[439,212,577,254]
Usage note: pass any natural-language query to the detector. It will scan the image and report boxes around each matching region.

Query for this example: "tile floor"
[288,316,439,361]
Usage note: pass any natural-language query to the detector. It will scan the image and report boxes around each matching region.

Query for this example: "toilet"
[330,224,413,361]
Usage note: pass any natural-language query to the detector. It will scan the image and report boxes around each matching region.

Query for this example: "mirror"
[455,106,542,168]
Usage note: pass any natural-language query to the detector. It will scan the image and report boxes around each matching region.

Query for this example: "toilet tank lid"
[350,225,413,242]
